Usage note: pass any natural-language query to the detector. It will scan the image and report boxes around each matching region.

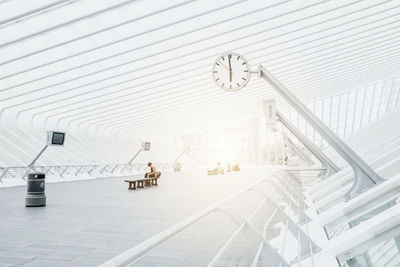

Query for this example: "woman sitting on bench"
[145,162,161,178]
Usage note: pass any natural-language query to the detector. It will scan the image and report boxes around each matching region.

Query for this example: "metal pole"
[277,111,339,177]
[128,148,142,165]
[259,66,384,199]
[173,151,185,164]
[23,144,49,180]
[28,145,48,167]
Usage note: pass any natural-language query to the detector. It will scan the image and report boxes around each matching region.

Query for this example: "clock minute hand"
[228,54,232,83]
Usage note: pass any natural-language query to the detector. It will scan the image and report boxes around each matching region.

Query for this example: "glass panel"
[326,194,400,239]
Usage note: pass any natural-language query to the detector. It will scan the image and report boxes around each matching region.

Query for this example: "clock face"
[212,52,251,92]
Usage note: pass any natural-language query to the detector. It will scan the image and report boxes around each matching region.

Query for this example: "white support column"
[336,94,342,136]
[343,91,350,138]
[386,79,395,112]
[259,66,384,200]
[359,88,367,129]
[351,88,359,133]
[368,84,377,123]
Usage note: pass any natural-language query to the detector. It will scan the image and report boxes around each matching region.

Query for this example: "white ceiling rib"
[3,0,396,111]
[0,0,79,28]
[39,23,400,125]
[0,0,399,136]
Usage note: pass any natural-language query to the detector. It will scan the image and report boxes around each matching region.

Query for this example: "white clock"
[212,52,251,92]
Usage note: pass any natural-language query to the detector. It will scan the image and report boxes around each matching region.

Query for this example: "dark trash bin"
[25,173,46,207]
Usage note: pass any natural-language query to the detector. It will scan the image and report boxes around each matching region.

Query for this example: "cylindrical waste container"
[25,173,46,207]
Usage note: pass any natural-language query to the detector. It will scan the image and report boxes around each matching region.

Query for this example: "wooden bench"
[207,169,219,175]
[125,177,159,190]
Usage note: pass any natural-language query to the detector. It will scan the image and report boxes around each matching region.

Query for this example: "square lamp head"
[142,142,151,151]
[47,131,65,146]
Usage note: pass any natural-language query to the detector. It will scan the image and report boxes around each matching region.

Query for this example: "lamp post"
[127,142,151,165]
[172,147,190,172]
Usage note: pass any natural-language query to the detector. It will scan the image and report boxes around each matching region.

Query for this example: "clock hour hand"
[218,60,235,78]
[218,61,230,72]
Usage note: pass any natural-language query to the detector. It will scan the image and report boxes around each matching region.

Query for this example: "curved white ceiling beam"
[3,0,386,101]
[2,0,400,136]
[28,22,396,124]
[0,0,80,29]
[53,49,400,131]
[0,0,331,95]
[0,0,279,80]
[0,0,248,67]
[43,30,400,122]
[66,57,400,132]
[3,4,399,116]
[22,30,396,127]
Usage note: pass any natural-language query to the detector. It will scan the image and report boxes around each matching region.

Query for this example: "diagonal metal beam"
[260,66,385,199]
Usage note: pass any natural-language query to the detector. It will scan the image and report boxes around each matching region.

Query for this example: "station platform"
[0,166,272,267]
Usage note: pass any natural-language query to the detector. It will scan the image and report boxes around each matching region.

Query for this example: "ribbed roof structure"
[1,0,399,136]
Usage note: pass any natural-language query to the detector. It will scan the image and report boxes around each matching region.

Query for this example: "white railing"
[0,162,174,182]
[286,75,400,151]
[100,169,319,267]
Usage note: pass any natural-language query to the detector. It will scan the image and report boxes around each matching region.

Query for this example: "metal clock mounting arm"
[250,70,260,75]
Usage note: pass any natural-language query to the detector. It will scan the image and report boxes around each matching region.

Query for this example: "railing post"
[220,207,291,267]
[251,187,319,257]
[22,167,31,180]
[60,166,69,177]
[111,164,119,173]
[88,165,97,175]
[75,165,84,176]
[100,165,108,175]
[253,183,310,226]
[0,167,8,182]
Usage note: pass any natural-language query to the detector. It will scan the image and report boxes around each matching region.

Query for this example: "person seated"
[145,162,161,178]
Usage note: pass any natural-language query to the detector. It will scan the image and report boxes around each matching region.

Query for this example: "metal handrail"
[0,162,174,181]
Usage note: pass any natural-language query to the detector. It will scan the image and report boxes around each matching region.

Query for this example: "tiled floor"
[0,166,275,266]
